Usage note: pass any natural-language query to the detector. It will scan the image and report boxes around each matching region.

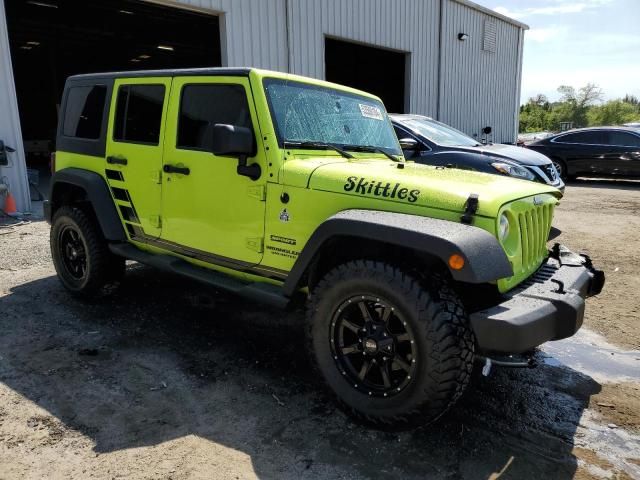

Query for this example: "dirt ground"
[552,179,640,350]
[0,178,639,479]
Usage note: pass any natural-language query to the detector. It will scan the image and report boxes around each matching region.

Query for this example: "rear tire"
[51,206,124,298]
[306,260,474,428]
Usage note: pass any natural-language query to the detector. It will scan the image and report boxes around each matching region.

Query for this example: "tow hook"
[478,355,537,376]
[550,279,565,294]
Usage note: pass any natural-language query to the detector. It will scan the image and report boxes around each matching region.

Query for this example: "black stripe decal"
[105,169,124,181]
[111,187,131,202]
[119,205,140,224]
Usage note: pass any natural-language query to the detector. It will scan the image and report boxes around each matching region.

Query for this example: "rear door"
[602,130,640,175]
[105,78,171,239]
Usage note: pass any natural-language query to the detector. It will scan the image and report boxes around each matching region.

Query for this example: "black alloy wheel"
[330,295,417,398]
[58,225,88,280]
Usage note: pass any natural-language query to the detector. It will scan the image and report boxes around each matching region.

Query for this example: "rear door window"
[114,85,166,145]
[604,131,640,147]
[62,85,107,139]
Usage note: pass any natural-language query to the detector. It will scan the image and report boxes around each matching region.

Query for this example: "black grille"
[542,164,558,182]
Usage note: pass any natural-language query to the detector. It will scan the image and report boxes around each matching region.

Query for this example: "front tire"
[306,260,474,428]
[552,158,572,181]
[51,206,124,298]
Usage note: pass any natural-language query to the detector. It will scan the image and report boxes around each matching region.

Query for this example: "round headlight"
[499,213,510,241]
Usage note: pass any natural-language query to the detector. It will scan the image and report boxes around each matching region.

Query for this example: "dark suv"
[526,127,640,180]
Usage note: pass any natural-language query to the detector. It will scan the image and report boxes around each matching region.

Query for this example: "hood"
[454,143,552,166]
[282,157,559,218]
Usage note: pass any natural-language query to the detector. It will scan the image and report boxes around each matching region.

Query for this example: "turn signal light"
[448,254,465,270]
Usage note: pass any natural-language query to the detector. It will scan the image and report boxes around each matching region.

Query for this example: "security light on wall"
[458,33,469,41]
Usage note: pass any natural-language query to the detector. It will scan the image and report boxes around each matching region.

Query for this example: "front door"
[160,76,266,267]
[105,78,171,238]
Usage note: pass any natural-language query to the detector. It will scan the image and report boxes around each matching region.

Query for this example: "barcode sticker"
[359,104,384,121]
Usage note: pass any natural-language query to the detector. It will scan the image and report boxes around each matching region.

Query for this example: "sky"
[481,0,640,104]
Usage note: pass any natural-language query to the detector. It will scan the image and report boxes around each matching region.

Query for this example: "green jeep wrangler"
[45,68,604,427]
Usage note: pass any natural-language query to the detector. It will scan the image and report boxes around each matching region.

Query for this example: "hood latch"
[461,193,479,224]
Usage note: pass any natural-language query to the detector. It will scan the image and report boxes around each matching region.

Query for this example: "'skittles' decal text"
[343,176,420,203]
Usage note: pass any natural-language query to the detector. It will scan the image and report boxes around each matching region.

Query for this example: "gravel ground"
[0,179,639,479]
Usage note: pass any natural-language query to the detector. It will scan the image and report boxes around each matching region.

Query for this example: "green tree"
[587,100,640,126]
[555,83,604,127]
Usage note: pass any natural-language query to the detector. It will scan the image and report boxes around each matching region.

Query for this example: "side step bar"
[109,243,290,309]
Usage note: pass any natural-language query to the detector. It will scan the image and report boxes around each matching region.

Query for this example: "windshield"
[263,78,401,155]
[401,117,479,147]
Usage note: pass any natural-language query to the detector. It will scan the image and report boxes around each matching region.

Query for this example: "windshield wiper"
[283,141,353,159]
[344,145,401,162]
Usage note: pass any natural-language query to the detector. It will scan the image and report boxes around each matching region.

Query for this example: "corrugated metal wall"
[172,0,289,70]
[439,0,523,143]
[174,0,523,143]
[286,0,441,116]
[0,0,31,212]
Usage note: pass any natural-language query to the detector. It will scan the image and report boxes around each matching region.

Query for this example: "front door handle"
[107,156,128,166]
[163,164,190,175]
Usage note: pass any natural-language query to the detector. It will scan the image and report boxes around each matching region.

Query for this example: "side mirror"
[399,137,419,150]
[210,124,261,180]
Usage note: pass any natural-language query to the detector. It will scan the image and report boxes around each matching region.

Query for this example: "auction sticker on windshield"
[359,104,384,121]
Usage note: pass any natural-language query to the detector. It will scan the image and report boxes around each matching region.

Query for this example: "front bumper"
[470,244,605,354]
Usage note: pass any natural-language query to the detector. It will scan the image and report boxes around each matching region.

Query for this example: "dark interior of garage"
[6,0,221,168]
[325,37,407,115]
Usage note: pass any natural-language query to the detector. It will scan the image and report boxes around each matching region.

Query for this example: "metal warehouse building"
[0,0,527,212]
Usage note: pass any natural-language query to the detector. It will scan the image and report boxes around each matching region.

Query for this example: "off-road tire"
[306,260,474,428]
[51,206,124,298]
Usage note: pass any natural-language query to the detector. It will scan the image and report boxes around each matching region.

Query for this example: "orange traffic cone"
[3,192,17,215]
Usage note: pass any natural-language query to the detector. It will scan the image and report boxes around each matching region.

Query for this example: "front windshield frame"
[401,117,479,147]
[262,77,402,156]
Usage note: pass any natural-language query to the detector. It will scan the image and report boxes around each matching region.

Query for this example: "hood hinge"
[460,193,479,224]
[247,185,266,201]
[246,237,264,253]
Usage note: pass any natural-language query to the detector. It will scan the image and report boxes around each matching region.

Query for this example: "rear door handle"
[163,164,190,175]
[107,156,128,166]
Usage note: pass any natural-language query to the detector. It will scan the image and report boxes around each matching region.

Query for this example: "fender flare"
[46,168,126,241]
[282,209,513,296]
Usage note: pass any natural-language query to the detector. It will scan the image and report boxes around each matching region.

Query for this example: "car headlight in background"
[499,213,510,242]
[491,162,536,181]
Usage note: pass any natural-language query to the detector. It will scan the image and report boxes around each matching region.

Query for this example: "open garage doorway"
[5,0,221,196]
[325,37,408,114]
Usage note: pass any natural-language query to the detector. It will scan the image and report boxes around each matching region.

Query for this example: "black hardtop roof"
[67,67,252,82]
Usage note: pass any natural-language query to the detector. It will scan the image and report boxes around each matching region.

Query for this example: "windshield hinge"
[247,185,266,201]
[246,236,264,253]
[460,194,479,224]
